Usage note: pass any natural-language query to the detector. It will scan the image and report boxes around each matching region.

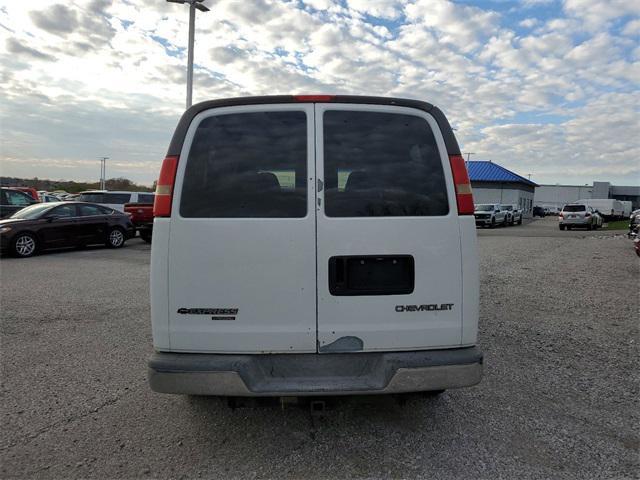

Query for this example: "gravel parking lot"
[1,217,638,479]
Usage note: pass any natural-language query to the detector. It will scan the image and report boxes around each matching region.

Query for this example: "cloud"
[29,4,79,36]
[0,0,637,186]
[463,91,640,184]
[5,37,56,61]
[347,0,403,20]
[563,0,640,30]
[518,18,539,28]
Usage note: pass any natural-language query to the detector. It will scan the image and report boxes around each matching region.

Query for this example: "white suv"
[148,95,482,397]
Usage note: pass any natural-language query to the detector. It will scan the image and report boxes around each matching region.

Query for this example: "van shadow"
[173,393,461,477]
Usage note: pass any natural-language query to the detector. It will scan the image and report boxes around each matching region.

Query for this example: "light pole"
[167,0,210,109]
[98,156,109,190]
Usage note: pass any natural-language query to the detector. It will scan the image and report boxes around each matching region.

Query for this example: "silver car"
[501,204,523,226]
[559,204,603,230]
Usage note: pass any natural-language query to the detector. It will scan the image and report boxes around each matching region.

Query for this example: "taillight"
[294,95,335,102]
[448,154,474,215]
[153,155,179,217]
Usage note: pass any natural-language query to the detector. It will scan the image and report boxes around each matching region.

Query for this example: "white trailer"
[620,201,632,218]
[578,198,624,219]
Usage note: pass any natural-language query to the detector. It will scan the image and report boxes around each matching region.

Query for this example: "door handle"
[317,179,324,192]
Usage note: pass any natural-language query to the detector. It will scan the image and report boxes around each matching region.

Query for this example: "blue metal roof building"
[466,161,538,215]
[467,161,538,187]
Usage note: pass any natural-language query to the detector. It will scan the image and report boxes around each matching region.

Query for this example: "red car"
[7,187,40,201]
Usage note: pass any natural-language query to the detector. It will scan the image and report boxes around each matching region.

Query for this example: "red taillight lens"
[449,154,474,215]
[153,155,179,217]
[294,95,335,102]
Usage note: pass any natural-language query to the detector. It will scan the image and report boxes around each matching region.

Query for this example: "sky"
[0,0,638,187]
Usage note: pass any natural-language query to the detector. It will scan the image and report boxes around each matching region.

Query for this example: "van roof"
[167,95,461,158]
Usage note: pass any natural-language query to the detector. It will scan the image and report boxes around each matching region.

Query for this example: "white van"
[78,190,155,212]
[148,95,482,397]
[578,198,624,220]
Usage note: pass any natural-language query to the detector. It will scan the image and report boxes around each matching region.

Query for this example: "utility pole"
[98,156,109,190]
[167,0,210,109]
[464,152,475,162]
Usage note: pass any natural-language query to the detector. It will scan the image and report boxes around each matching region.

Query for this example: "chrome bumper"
[148,347,483,396]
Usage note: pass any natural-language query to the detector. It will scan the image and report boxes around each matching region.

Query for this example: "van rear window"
[180,111,307,218]
[323,111,449,217]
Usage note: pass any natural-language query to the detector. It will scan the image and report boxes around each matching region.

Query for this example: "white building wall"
[534,185,594,208]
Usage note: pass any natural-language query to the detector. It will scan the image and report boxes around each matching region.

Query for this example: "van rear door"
[167,104,317,353]
[315,104,463,352]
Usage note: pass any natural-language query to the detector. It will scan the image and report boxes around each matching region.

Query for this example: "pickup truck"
[501,204,523,225]
[124,203,153,243]
[474,203,508,228]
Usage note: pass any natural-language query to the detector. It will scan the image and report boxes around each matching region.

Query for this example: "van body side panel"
[315,104,463,352]
[459,216,479,345]
[150,219,171,350]
[166,104,317,353]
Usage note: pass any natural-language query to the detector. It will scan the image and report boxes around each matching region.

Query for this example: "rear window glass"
[4,189,33,206]
[104,193,131,204]
[79,204,103,216]
[323,111,448,217]
[79,193,104,203]
[51,204,76,217]
[137,193,155,203]
[563,205,586,212]
[180,111,307,218]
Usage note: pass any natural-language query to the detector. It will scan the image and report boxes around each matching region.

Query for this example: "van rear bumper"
[148,347,483,396]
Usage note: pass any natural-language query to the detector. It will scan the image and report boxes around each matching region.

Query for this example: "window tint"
[104,193,131,204]
[79,193,104,203]
[97,205,115,214]
[5,189,33,206]
[323,111,449,217]
[180,111,307,218]
[50,205,76,217]
[10,203,52,219]
[475,205,494,211]
[138,193,155,204]
[79,204,103,216]
[563,205,586,212]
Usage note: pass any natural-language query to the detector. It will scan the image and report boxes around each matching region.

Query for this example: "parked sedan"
[0,202,135,258]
